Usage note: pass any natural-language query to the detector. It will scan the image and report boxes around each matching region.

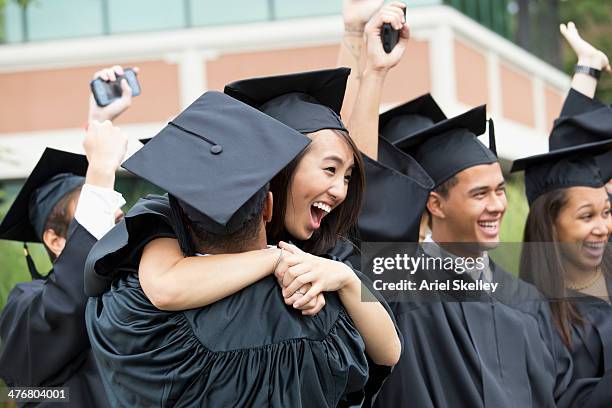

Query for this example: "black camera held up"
[381,6,407,54]
[90,68,141,107]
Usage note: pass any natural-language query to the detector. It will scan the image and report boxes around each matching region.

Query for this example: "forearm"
[348,69,387,159]
[338,273,401,366]
[140,246,280,311]
[571,56,599,98]
[85,163,116,189]
[338,31,365,122]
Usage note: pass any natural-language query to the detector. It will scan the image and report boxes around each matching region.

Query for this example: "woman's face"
[285,129,354,240]
[555,186,611,270]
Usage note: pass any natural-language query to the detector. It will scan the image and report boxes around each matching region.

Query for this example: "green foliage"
[489,173,529,276]
[560,0,612,102]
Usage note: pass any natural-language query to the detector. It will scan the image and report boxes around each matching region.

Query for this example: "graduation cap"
[392,105,495,187]
[0,148,87,278]
[595,150,612,181]
[549,89,612,151]
[122,91,310,252]
[511,141,612,206]
[379,93,447,144]
[224,68,349,134]
[358,137,434,242]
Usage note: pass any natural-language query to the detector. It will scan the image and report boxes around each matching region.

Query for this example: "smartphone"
[381,7,407,54]
[90,68,141,107]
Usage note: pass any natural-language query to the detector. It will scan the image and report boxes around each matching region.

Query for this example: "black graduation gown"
[0,221,109,407]
[84,194,398,407]
[568,275,612,380]
[87,272,374,407]
[372,254,612,408]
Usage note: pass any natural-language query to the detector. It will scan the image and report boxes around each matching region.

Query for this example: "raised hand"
[343,0,385,31]
[83,120,128,177]
[560,22,610,72]
[364,1,410,73]
[88,65,140,123]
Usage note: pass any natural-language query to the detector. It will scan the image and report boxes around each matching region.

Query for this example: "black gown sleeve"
[327,238,404,408]
[0,221,96,386]
[84,194,176,297]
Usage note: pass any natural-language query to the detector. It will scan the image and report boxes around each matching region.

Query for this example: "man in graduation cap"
[0,65,133,407]
[85,91,386,407]
[0,122,127,407]
[371,104,612,407]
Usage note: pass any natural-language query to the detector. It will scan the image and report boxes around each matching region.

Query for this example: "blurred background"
[0,0,610,309]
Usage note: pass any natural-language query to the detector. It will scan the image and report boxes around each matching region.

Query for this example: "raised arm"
[348,2,409,159]
[560,22,610,98]
[337,0,384,122]
[0,121,126,386]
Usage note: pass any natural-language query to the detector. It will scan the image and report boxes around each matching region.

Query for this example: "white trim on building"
[0,4,570,179]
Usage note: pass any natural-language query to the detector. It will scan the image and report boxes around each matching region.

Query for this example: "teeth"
[313,202,331,214]
[478,221,497,229]
[584,242,605,249]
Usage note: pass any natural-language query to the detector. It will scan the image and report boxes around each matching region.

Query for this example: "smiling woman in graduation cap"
[517,22,612,387]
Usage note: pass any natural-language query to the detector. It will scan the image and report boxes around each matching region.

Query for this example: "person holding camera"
[0,65,133,407]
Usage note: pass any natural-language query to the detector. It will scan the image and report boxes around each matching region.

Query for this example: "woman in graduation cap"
[516,23,612,382]
[85,69,402,403]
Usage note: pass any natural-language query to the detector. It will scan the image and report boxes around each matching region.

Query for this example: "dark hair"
[434,175,459,199]
[519,188,612,348]
[44,186,82,260]
[177,185,269,255]
[267,129,365,255]
[425,175,458,220]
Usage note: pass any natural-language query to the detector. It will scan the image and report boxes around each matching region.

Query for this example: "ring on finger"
[294,290,306,296]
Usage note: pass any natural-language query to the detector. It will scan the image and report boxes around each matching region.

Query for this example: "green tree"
[560,0,612,101]
[0,0,36,43]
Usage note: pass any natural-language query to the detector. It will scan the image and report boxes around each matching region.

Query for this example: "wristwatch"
[575,65,602,80]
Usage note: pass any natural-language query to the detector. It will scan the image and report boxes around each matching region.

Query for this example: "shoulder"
[84,194,177,296]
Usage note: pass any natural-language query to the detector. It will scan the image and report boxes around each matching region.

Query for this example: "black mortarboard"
[550,89,612,151]
[511,142,612,206]
[358,137,434,242]
[0,148,87,243]
[595,150,612,181]
[122,91,310,239]
[392,105,495,187]
[224,68,349,134]
[379,94,447,144]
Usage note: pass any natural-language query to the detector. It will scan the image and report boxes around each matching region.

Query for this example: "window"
[189,0,269,26]
[26,0,103,41]
[107,0,185,34]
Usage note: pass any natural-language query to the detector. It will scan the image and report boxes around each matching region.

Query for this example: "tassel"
[168,195,195,256]
[488,118,497,156]
[23,243,44,280]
